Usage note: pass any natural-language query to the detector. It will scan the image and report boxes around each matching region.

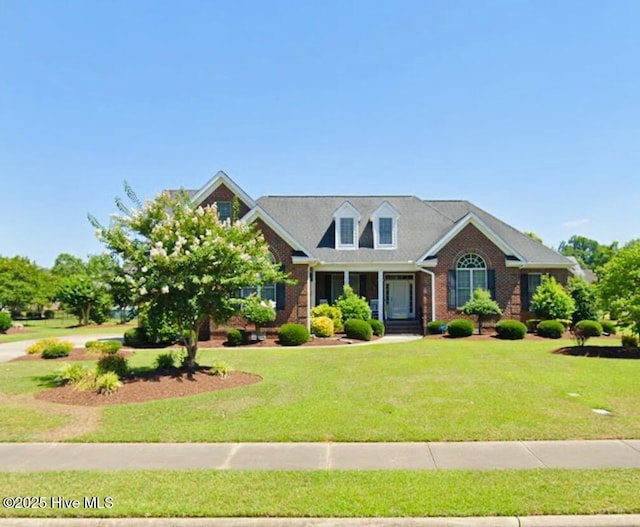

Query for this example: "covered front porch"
[312,269,427,325]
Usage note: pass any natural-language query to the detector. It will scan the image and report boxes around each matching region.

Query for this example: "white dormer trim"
[418,212,525,263]
[333,201,360,250]
[371,201,400,250]
[191,170,257,209]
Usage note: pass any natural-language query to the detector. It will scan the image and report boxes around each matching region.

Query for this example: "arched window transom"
[456,254,487,306]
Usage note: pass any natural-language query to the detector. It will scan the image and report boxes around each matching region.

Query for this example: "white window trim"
[456,254,487,308]
[371,201,400,250]
[333,201,360,250]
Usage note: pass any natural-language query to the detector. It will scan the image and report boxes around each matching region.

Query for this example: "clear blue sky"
[2,0,638,268]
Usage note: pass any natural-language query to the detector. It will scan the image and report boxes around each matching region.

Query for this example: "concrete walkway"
[2,440,640,472]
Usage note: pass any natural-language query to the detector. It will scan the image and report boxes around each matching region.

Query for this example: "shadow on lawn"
[554,346,640,359]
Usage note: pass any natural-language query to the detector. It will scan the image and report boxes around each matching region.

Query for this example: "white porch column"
[307,266,313,330]
[344,270,350,288]
[377,270,384,321]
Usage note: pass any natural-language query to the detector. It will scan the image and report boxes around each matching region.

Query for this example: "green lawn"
[1,336,638,442]
[1,469,639,517]
[0,317,133,344]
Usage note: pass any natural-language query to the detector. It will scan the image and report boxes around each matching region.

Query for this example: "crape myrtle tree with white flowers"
[89,184,290,369]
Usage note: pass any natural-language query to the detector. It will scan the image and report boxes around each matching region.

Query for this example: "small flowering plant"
[90,184,292,368]
[241,295,276,337]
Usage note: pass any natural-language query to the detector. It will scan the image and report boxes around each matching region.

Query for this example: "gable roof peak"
[191,170,256,208]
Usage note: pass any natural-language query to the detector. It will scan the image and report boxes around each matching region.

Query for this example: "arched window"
[456,254,487,307]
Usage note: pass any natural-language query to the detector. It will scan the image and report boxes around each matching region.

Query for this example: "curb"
[1,517,640,527]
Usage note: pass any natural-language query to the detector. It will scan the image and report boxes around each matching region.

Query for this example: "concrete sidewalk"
[2,440,640,472]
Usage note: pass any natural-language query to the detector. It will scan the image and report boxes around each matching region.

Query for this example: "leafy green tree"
[90,186,290,369]
[558,235,619,271]
[0,256,48,313]
[530,275,575,321]
[460,288,502,335]
[87,254,134,322]
[241,295,276,338]
[597,241,640,335]
[567,276,598,324]
[57,275,106,326]
[51,253,87,277]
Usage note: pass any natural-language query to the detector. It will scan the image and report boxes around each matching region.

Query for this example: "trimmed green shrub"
[30,338,73,359]
[621,334,638,348]
[226,329,244,347]
[95,372,122,394]
[311,316,334,337]
[138,304,179,346]
[460,289,502,335]
[311,304,343,332]
[86,340,122,354]
[600,320,617,335]
[344,318,373,341]
[572,320,603,346]
[495,320,527,340]
[154,352,176,370]
[0,312,12,333]
[43,309,55,319]
[427,320,447,335]
[210,362,230,378]
[447,319,474,338]
[278,323,310,346]
[123,327,146,348]
[96,354,128,378]
[335,285,371,322]
[530,275,576,321]
[525,319,541,333]
[54,363,88,386]
[536,320,565,339]
[368,318,385,337]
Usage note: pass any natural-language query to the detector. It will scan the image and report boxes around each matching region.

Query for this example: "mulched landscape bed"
[12,348,135,362]
[554,346,640,359]
[34,369,262,406]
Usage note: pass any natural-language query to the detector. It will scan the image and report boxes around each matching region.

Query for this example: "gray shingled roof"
[257,196,572,266]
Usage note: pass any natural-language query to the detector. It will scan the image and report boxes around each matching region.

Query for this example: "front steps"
[384,319,423,335]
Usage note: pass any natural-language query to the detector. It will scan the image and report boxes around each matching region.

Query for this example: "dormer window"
[333,201,360,250]
[378,217,393,246]
[340,217,355,246]
[371,201,400,249]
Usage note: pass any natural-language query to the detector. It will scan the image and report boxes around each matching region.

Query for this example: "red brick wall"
[432,224,570,324]
[255,219,308,327]
[199,183,251,217]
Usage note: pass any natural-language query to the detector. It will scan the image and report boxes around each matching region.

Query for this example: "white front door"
[385,276,414,319]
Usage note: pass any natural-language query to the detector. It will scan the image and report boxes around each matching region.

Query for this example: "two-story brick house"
[182,171,573,334]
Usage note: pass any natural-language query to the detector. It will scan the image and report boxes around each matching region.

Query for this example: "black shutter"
[521,274,530,311]
[487,269,496,299]
[448,270,457,310]
[276,263,286,311]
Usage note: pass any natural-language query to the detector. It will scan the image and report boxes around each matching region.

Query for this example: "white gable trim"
[191,170,257,209]
[419,212,525,262]
[242,206,311,257]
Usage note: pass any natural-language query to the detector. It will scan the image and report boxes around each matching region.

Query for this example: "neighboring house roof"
[566,256,598,283]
